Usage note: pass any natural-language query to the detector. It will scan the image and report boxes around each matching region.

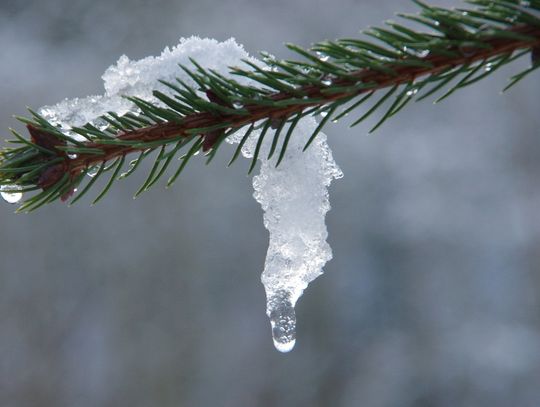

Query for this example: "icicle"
[234,115,342,352]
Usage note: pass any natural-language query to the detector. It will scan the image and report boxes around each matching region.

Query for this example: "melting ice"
[34,37,342,352]
[231,116,342,352]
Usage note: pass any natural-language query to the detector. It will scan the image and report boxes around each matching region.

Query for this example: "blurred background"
[1,0,539,406]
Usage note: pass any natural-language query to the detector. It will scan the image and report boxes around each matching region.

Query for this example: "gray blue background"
[1,1,539,406]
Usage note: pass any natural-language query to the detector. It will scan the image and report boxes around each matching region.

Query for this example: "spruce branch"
[1,0,540,211]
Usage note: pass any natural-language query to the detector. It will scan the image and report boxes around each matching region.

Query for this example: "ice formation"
[34,37,342,352]
[230,122,342,352]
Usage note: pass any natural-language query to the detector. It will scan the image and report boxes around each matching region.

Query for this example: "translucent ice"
[35,37,342,352]
[0,185,23,204]
[234,116,342,352]
[267,290,297,352]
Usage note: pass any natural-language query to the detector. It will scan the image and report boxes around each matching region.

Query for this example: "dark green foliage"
[1,0,539,211]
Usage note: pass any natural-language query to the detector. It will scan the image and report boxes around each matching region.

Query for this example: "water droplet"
[403,46,429,58]
[485,63,493,72]
[321,78,332,86]
[92,118,109,132]
[86,166,99,178]
[406,88,419,96]
[319,110,329,118]
[1,185,23,204]
[316,52,329,62]
[119,159,139,179]
[68,153,78,159]
[233,102,243,109]
[267,290,297,353]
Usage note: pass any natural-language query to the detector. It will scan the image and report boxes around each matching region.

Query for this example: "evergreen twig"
[1,0,540,211]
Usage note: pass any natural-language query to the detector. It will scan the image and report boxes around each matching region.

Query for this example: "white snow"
[36,37,342,352]
[39,37,259,139]
[234,118,342,352]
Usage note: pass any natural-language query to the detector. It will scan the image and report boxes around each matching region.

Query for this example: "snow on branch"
[1,0,540,351]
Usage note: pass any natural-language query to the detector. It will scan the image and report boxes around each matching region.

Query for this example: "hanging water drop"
[233,101,243,109]
[321,78,332,86]
[316,52,329,62]
[92,118,109,132]
[68,153,78,159]
[403,46,429,58]
[485,63,493,72]
[263,65,278,72]
[267,290,297,353]
[1,185,23,204]
[406,88,419,96]
[119,159,137,179]
[86,166,99,178]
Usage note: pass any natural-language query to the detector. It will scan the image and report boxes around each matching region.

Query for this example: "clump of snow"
[236,119,342,352]
[37,37,342,352]
[39,37,259,138]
